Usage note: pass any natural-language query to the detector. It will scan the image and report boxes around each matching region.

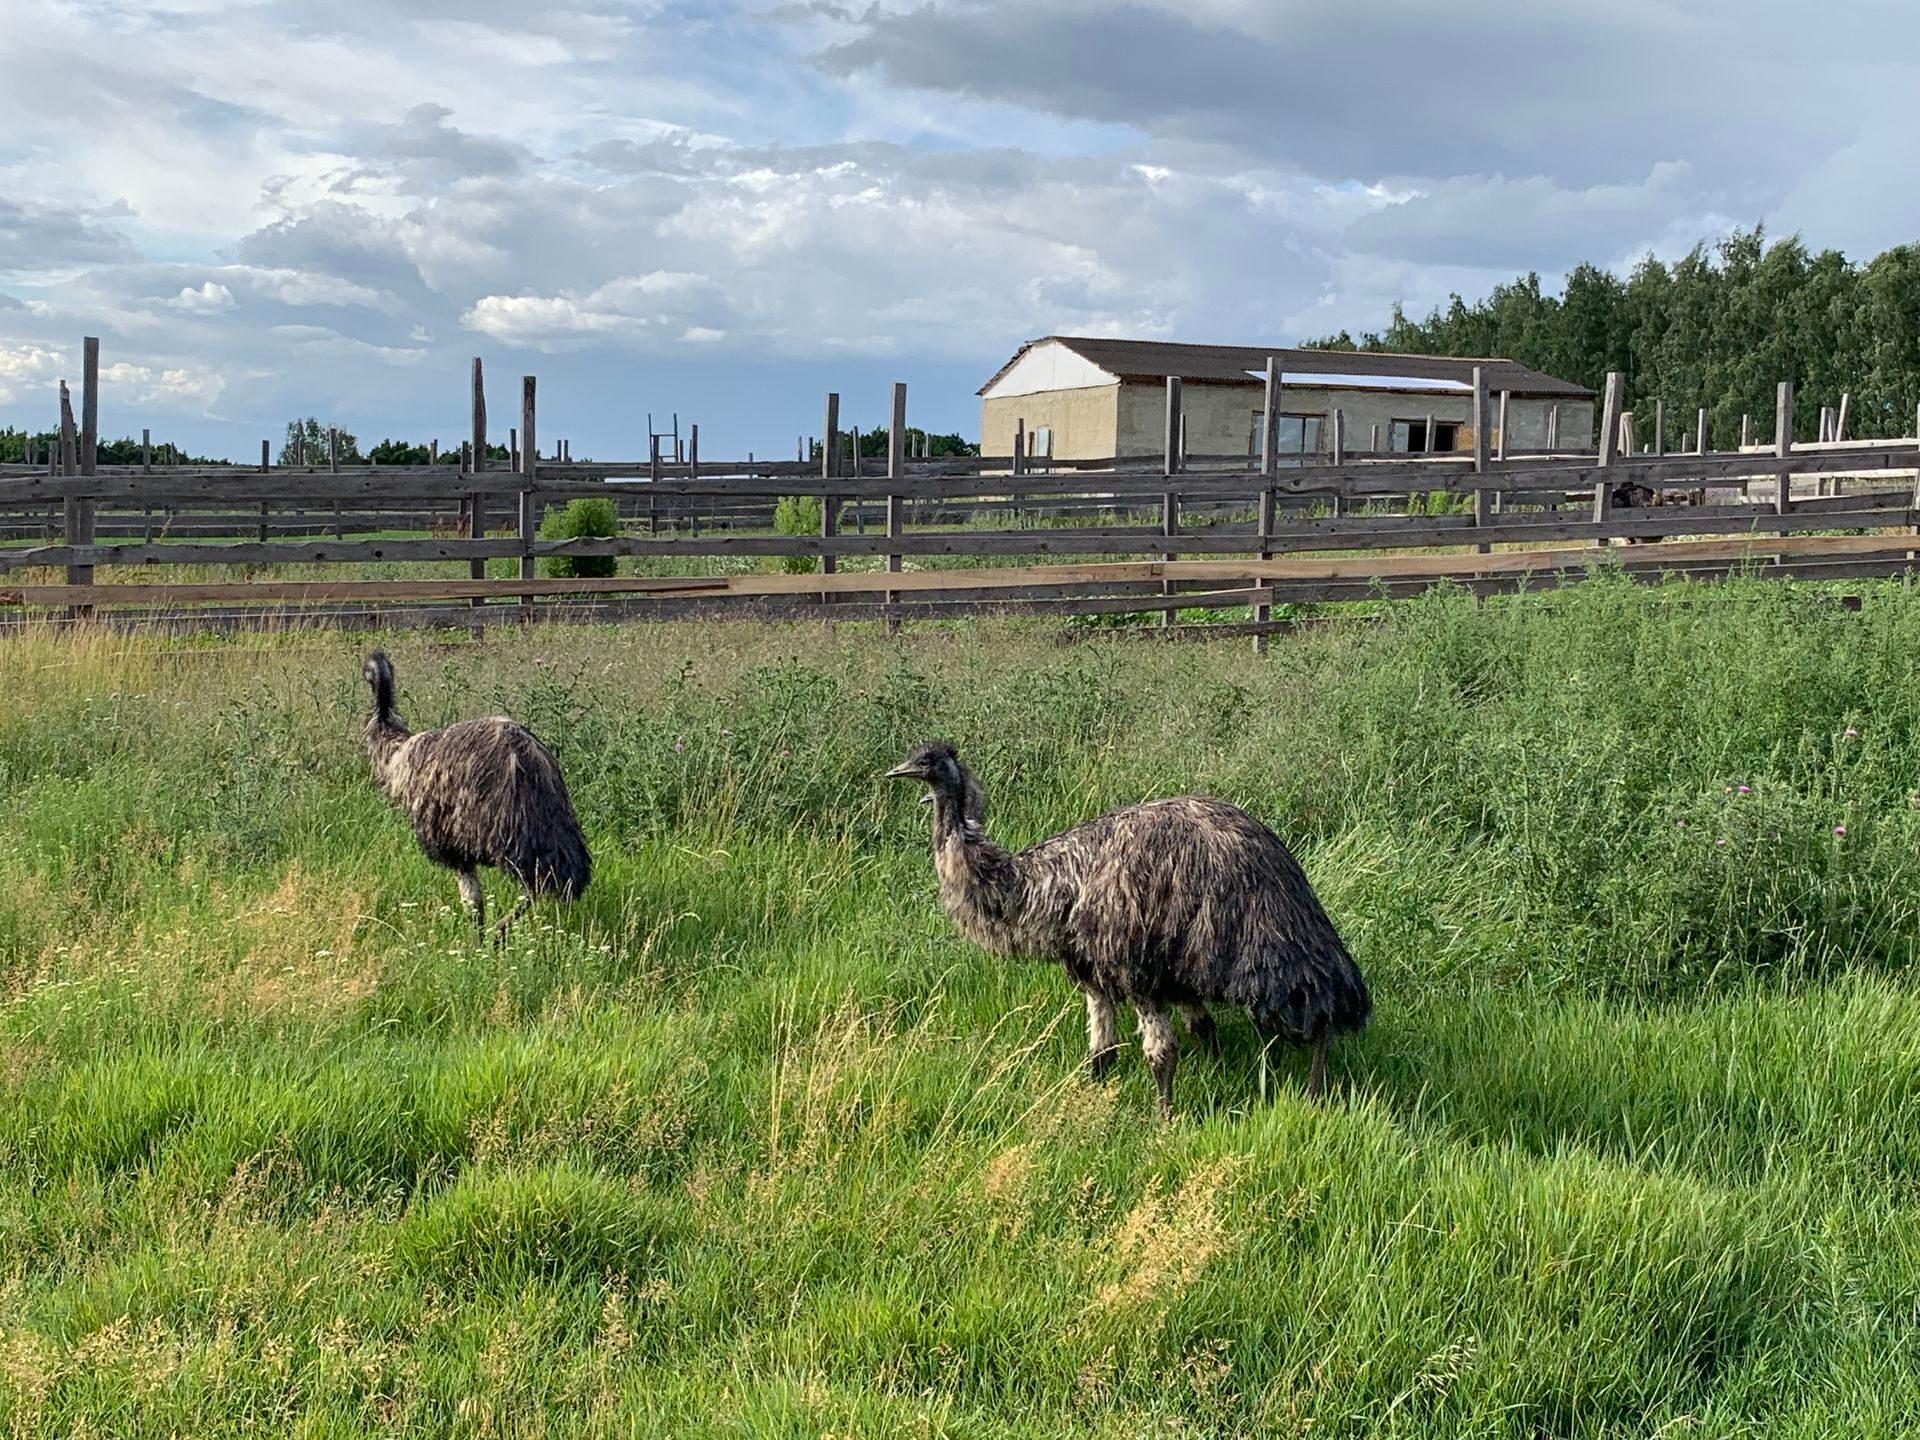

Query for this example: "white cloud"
[167,281,237,312]
[100,361,226,411]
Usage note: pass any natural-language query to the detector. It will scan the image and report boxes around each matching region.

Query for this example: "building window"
[1250,411,1324,457]
[1030,425,1052,458]
[1391,419,1460,453]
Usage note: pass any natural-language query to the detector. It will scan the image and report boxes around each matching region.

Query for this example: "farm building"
[978,336,1595,462]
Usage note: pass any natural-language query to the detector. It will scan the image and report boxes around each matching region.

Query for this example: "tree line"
[1305,228,1920,448]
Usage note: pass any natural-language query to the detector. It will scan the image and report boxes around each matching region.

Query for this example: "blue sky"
[2,0,1917,461]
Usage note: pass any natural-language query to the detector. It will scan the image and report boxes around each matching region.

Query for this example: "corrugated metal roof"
[979,336,1593,398]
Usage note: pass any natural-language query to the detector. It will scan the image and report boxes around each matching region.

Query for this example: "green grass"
[3,579,1920,1432]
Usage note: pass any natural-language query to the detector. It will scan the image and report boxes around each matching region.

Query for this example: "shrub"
[773,495,823,575]
[537,498,619,578]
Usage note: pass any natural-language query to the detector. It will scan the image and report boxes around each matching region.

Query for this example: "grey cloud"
[350,104,530,186]
[815,0,1884,190]
[1344,164,1733,274]
[0,198,137,274]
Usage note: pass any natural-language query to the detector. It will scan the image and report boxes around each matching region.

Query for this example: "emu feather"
[363,650,591,938]
[887,741,1369,1117]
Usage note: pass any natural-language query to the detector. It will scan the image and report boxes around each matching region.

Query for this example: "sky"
[2,0,1917,462]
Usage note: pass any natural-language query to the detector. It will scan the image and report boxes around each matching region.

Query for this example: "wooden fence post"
[509,426,518,472]
[68,339,99,607]
[1696,407,1709,456]
[1496,389,1510,461]
[1472,366,1490,554]
[1547,404,1559,450]
[1161,377,1181,628]
[1424,411,1436,456]
[469,358,488,606]
[821,391,839,580]
[1329,408,1346,518]
[520,375,537,618]
[141,427,150,474]
[1254,356,1278,653]
[1593,371,1623,523]
[1653,399,1666,457]
[886,381,906,636]
[1775,381,1794,515]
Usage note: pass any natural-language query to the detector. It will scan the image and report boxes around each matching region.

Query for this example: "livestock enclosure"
[4,342,1920,636]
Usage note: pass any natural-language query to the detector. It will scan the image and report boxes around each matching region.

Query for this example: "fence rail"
[5,342,1919,637]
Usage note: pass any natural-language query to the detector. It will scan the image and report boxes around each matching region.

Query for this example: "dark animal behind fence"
[362,650,591,938]
[885,741,1369,1118]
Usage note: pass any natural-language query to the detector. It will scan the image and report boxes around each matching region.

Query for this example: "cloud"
[166,281,237,312]
[99,361,227,411]
[0,199,136,274]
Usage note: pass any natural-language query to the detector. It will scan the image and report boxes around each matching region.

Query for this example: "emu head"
[363,649,398,723]
[885,740,985,830]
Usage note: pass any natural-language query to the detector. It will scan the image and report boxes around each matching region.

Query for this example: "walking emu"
[885,742,1369,1118]
[362,650,591,939]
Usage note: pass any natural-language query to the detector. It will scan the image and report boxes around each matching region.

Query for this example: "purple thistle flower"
[1737,785,1752,795]
[1845,727,1859,739]
[672,741,685,754]
[1833,824,1848,837]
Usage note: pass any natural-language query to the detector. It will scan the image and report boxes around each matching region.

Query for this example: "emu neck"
[364,705,411,793]
[927,777,1029,957]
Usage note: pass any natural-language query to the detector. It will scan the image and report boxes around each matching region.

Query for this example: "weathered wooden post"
[1161,376,1181,628]
[1653,399,1666,457]
[69,340,99,607]
[1424,411,1436,455]
[1254,355,1278,653]
[1696,407,1709,457]
[1329,407,1346,518]
[1496,389,1510,462]
[469,358,488,606]
[1472,366,1490,554]
[821,391,839,580]
[509,426,518,473]
[885,381,906,637]
[141,427,151,474]
[1593,371,1624,525]
[520,375,537,619]
[1775,380,1794,516]
[1547,404,1560,450]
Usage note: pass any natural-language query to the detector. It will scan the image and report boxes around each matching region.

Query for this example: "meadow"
[2,578,1920,1434]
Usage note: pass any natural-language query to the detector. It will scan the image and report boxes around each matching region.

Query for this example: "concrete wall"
[986,378,1597,460]
[1119,383,1599,458]
[980,384,1119,460]
[1117,381,1483,457]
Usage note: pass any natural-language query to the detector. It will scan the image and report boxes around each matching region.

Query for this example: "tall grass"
[0,579,1919,1432]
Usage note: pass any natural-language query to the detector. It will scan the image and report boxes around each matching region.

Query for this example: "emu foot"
[1085,1046,1118,1082]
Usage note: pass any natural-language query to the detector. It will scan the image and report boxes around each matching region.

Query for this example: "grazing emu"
[362,650,591,939]
[885,742,1369,1118]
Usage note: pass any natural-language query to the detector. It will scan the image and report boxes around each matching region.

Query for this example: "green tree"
[280,418,362,466]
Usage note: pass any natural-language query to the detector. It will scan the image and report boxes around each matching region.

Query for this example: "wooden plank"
[1594,371,1623,522]
[1776,380,1794,514]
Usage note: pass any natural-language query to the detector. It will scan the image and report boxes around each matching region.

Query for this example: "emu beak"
[883,761,919,781]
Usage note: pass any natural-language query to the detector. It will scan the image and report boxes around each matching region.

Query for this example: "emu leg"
[1178,1002,1220,1059]
[455,869,486,938]
[493,890,533,944]
[1135,1003,1179,1121]
[1306,1026,1330,1100]
[1084,992,1119,1080]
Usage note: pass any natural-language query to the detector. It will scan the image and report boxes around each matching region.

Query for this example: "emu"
[362,650,591,939]
[885,742,1370,1118]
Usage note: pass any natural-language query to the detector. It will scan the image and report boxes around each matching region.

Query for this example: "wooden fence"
[2,344,1917,639]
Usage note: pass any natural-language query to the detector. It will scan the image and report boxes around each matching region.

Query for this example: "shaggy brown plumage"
[363,651,591,938]
[886,742,1369,1118]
